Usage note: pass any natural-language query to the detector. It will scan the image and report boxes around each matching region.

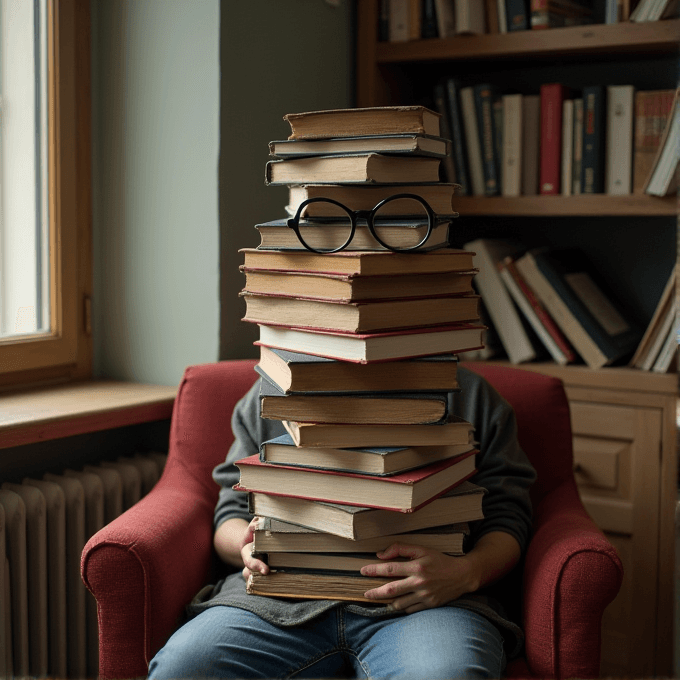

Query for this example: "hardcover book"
[258,432,475,475]
[241,291,480,334]
[256,346,459,394]
[540,83,569,195]
[473,84,502,196]
[605,85,635,195]
[248,481,486,540]
[234,450,477,512]
[255,322,486,363]
[444,78,471,196]
[283,106,441,140]
[581,85,606,194]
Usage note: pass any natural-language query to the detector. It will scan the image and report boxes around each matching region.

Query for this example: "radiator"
[0,451,167,679]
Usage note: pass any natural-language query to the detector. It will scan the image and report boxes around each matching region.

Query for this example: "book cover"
[521,94,541,195]
[389,0,410,41]
[561,99,574,195]
[581,85,606,194]
[454,0,486,33]
[644,88,680,196]
[434,0,457,37]
[571,98,584,194]
[257,345,459,394]
[234,450,478,513]
[432,82,458,183]
[421,0,439,38]
[258,377,455,426]
[255,322,486,364]
[473,83,502,196]
[540,83,569,195]
[505,0,529,30]
[516,247,643,367]
[605,85,635,195]
[502,93,523,196]
[248,480,486,540]
[460,86,486,196]
[444,78,472,196]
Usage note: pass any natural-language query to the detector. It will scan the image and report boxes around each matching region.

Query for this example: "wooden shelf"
[453,194,678,216]
[376,20,680,64]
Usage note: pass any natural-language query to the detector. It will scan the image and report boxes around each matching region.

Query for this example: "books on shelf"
[454,0,487,34]
[540,83,570,195]
[630,0,680,22]
[265,153,442,185]
[258,432,475,475]
[283,106,441,140]
[474,83,502,196]
[443,78,471,196]
[644,87,680,197]
[530,0,593,29]
[256,346,460,394]
[459,86,487,196]
[514,247,643,368]
[521,94,541,195]
[561,98,574,196]
[241,267,476,302]
[571,97,584,194]
[501,93,523,197]
[581,85,606,194]
[248,481,486,540]
[255,322,486,364]
[605,85,635,195]
[234,450,477,513]
[505,0,530,30]
[251,517,470,554]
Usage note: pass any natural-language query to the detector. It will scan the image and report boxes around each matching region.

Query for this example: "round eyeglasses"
[286,193,438,254]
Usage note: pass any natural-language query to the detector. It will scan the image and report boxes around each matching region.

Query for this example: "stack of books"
[235,105,488,602]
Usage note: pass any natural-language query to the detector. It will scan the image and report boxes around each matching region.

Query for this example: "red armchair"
[81,359,623,679]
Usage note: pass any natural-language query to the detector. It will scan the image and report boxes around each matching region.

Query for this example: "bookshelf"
[356,3,678,678]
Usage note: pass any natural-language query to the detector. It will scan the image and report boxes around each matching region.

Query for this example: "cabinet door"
[570,401,663,679]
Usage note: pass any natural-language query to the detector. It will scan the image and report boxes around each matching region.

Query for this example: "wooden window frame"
[0,0,92,389]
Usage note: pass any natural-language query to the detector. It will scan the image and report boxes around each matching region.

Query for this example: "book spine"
[433,81,458,184]
[505,0,529,30]
[605,85,635,195]
[434,0,457,37]
[409,0,423,40]
[421,0,439,37]
[389,0,410,42]
[497,0,508,31]
[460,87,487,196]
[445,78,471,196]
[502,94,522,196]
[455,0,485,33]
[581,85,606,193]
[530,0,549,27]
[474,84,501,196]
[571,98,584,194]
[540,83,566,195]
[521,95,541,195]
[485,0,501,32]
[561,99,574,196]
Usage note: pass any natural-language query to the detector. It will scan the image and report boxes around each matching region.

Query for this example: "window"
[0,0,92,388]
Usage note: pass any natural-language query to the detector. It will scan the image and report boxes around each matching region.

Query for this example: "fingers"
[376,543,426,561]
[241,541,269,576]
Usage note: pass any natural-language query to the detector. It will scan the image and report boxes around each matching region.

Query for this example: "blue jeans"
[148,605,506,679]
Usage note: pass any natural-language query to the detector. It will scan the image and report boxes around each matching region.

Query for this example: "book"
[502,93,522,197]
[581,85,606,193]
[256,346,460,394]
[540,83,569,195]
[241,292,480,334]
[265,153,442,185]
[561,99,574,195]
[283,106,441,140]
[464,238,538,364]
[530,0,593,27]
[487,0,502,32]
[651,313,678,373]
[248,480,486,540]
[521,94,541,195]
[432,82,458,183]
[571,97,584,194]
[286,183,458,219]
[259,432,475,475]
[379,0,390,40]
[444,78,471,196]
[454,0,486,33]
[282,416,476,449]
[460,86,486,196]
[514,247,643,368]
[630,0,680,20]
[269,134,450,159]
[434,0,457,37]
[255,322,486,363]
[388,0,410,41]
[644,88,680,196]
[474,84,501,196]
[605,85,635,195]
[240,247,476,278]
[640,294,676,371]
[242,267,476,302]
[629,267,676,369]
[258,380,455,426]
[254,217,451,252]
[252,518,470,554]
[246,570,395,603]
[421,0,439,38]
[633,89,676,194]
[409,0,424,39]
[234,450,477,512]
[496,0,508,31]
[505,0,530,30]
[498,255,578,364]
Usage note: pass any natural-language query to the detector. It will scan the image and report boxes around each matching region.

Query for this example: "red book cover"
[540,83,568,195]
[233,450,478,513]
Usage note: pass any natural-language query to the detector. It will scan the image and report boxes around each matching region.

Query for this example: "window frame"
[0,0,92,389]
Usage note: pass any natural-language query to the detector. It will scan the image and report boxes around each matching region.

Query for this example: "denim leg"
[343,607,507,679]
[148,605,350,679]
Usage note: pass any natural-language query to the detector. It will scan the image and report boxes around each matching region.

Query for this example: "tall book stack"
[236,106,488,602]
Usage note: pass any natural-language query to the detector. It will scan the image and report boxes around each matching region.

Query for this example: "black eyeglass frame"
[286,193,437,254]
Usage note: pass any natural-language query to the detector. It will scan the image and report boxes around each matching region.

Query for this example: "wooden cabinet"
[355,4,678,676]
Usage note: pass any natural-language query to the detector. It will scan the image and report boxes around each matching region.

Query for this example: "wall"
[91,0,220,386]
[218,0,355,360]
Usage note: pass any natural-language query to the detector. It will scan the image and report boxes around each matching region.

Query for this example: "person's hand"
[360,543,479,614]
[240,517,269,581]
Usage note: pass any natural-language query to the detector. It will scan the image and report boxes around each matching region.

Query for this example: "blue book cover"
[581,85,605,194]
[473,84,501,196]
[505,0,529,30]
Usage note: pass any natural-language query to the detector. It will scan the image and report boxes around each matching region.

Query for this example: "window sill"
[0,380,177,450]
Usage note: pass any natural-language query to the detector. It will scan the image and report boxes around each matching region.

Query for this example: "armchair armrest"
[81,474,216,680]
[522,479,623,679]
